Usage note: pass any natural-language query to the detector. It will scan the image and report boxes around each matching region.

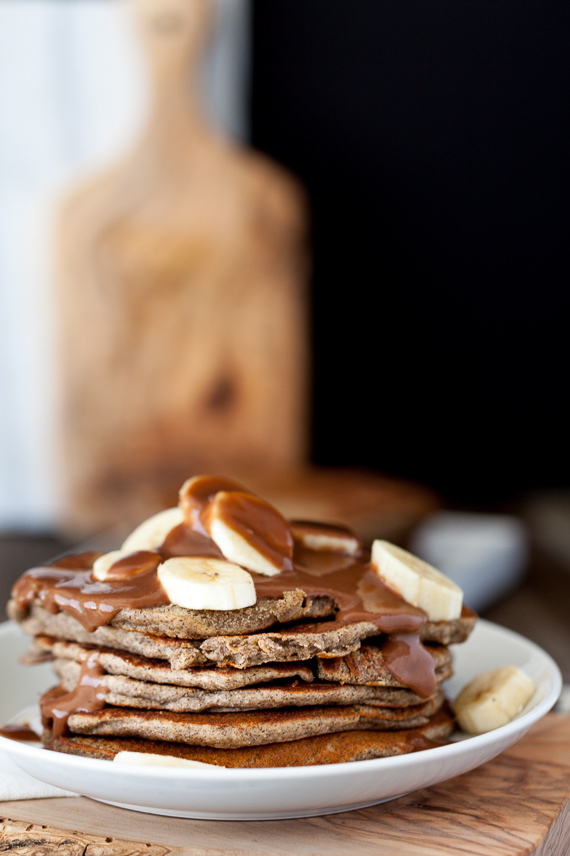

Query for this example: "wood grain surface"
[53,0,309,536]
[0,819,169,855]
[1,714,569,856]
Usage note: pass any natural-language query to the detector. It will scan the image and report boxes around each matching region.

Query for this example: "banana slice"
[453,665,536,734]
[113,751,222,769]
[371,539,463,621]
[93,549,161,581]
[157,556,256,610]
[205,491,293,576]
[93,550,126,581]
[179,475,252,528]
[121,507,184,552]
[291,521,362,556]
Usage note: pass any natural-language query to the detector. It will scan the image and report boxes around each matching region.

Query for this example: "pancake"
[11,599,475,671]
[51,706,455,767]
[8,588,336,640]
[13,605,208,669]
[315,640,453,685]
[38,636,452,690]
[197,613,474,669]
[53,659,442,712]
[107,593,335,638]
[60,691,446,748]
[33,638,316,690]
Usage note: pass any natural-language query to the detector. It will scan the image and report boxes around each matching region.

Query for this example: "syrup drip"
[40,651,107,740]
[0,724,40,742]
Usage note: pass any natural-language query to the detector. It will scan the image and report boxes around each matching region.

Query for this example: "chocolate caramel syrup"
[250,550,437,699]
[13,476,444,731]
[12,557,167,634]
[40,651,107,739]
[0,724,40,741]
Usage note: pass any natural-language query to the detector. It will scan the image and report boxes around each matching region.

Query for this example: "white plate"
[0,618,561,820]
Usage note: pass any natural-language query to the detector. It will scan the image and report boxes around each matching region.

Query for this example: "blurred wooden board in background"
[53,0,309,536]
[250,466,440,546]
[51,0,439,543]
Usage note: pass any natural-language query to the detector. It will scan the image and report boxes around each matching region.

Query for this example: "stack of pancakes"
[7,476,476,767]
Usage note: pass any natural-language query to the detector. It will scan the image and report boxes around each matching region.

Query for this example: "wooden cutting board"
[1,714,569,855]
[53,0,309,536]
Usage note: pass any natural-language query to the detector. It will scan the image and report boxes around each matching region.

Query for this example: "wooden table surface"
[1,713,569,855]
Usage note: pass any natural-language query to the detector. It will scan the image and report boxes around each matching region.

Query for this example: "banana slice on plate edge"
[452,665,537,735]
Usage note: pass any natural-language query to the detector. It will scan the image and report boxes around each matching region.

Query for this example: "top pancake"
[6,587,335,639]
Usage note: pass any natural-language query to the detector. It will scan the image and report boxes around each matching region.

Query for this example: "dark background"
[250,1,570,507]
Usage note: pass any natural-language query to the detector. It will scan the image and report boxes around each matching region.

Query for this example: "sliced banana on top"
[93,550,126,581]
[179,475,252,528]
[113,751,222,769]
[157,556,256,610]
[291,521,362,556]
[371,539,463,621]
[93,549,161,581]
[205,491,294,576]
[453,665,536,734]
[121,507,184,552]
